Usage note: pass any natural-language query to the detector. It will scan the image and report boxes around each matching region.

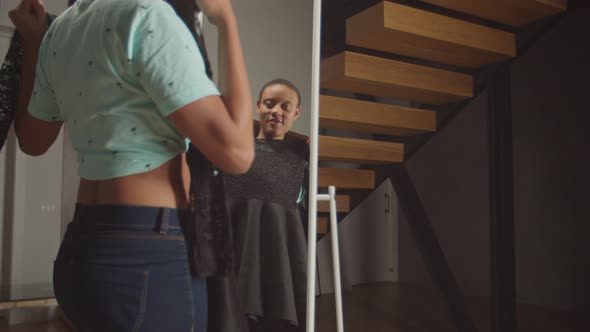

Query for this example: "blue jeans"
[54,204,207,332]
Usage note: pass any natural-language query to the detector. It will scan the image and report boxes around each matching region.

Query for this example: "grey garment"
[224,138,308,327]
[224,138,307,207]
[206,273,249,332]
[228,198,307,327]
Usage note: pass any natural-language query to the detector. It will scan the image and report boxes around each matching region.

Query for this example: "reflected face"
[257,84,301,140]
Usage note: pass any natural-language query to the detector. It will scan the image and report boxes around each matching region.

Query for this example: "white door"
[317,178,399,294]
[0,24,12,287]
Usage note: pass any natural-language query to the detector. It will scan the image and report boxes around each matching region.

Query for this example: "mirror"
[204,1,399,331]
[202,1,314,331]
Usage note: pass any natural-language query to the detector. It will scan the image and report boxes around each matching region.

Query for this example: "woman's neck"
[257,131,285,140]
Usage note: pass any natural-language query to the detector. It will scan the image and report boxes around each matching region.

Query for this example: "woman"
[9,0,253,330]
[224,79,308,332]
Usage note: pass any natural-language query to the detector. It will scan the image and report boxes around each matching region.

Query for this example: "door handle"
[384,193,390,213]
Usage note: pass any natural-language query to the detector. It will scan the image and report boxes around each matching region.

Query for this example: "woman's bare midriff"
[76,154,191,209]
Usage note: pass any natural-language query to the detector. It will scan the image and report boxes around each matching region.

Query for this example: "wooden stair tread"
[319,135,404,164]
[346,2,516,68]
[321,51,473,105]
[320,95,436,136]
[319,167,375,189]
[419,0,567,26]
[0,298,57,311]
[318,195,350,212]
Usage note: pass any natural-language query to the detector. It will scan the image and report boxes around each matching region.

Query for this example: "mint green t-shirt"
[28,0,220,180]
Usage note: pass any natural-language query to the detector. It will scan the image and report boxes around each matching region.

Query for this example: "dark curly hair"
[163,0,213,79]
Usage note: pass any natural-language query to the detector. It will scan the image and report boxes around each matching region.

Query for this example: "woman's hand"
[196,0,234,26]
[9,0,48,46]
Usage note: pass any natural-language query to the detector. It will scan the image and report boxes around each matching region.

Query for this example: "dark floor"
[0,321,66,332]
[0,282,587,331]
[316,282,589,332]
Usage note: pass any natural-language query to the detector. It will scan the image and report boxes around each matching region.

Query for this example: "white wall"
[202,0,314,136]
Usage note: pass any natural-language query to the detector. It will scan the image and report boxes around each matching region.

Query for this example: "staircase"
[316,0,567,234]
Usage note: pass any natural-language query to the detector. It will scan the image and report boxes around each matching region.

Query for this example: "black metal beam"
[390,164,477,332]
[487,66,516,332]
[568,0,590,11]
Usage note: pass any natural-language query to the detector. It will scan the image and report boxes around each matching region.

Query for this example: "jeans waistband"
[72,203,187,233]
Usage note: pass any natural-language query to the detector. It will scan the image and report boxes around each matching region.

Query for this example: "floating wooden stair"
[321,51,473,105]
[319,135,404,164]
[318,195,350,213]
[319,167,375,189]
[320,95,436,136]
[312,0,567,236]
[420,0,567,26]
[346,2,516,68]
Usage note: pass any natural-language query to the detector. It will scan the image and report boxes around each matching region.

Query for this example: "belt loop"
[158,208,170,235]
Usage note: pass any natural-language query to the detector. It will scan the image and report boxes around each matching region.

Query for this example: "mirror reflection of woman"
[224,79,308,332]
[8,0,254,330]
